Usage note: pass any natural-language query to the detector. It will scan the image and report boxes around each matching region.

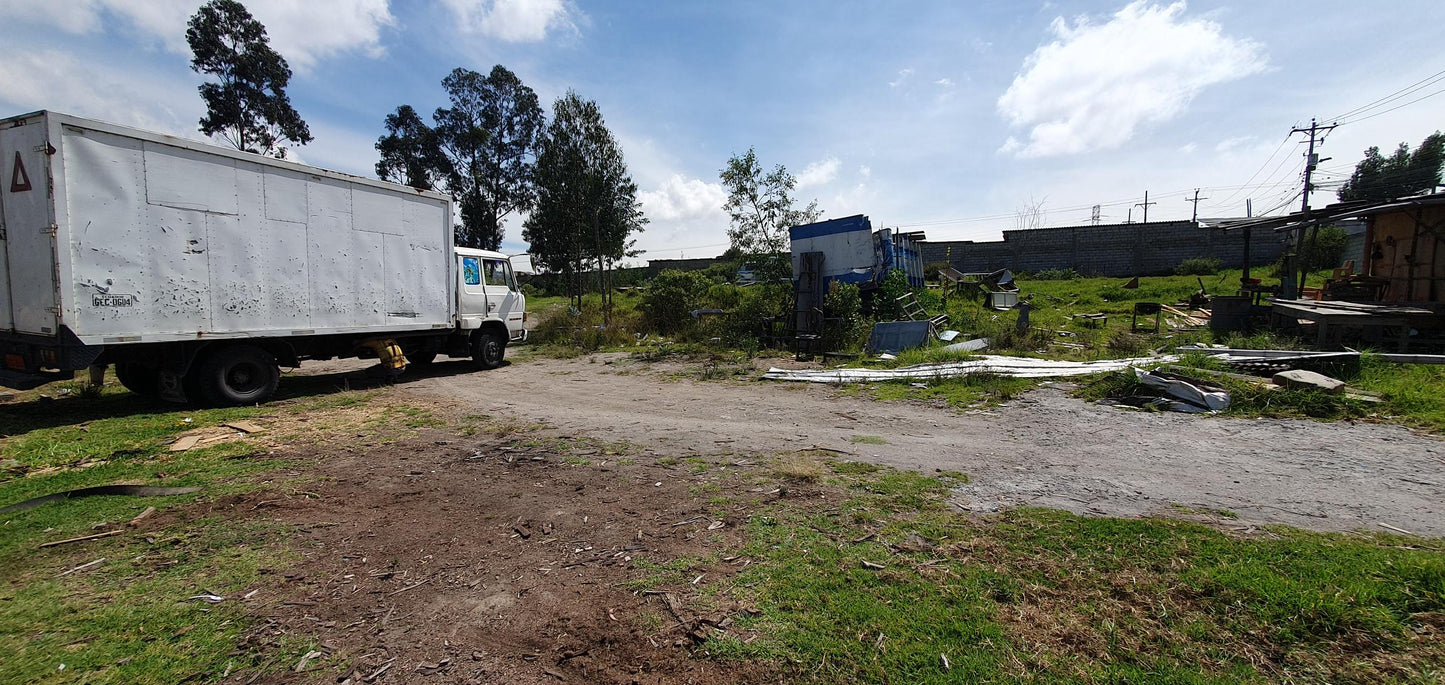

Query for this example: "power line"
[1213,132,1293,207]
[1326,69,1445,122]
[1337,86,1445,126]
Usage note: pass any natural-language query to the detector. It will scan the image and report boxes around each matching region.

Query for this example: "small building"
[1357,194,1445,302]
[789,214,925,288]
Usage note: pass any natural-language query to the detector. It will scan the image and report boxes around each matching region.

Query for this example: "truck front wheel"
[189,345,280,406]
[472,330,506,370]
[114,363,160,398]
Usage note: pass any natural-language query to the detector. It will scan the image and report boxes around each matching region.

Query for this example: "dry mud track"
[370,352,1445,537]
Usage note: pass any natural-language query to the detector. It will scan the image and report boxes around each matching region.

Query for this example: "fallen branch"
[40,529,122,548]
[1378,522,1417,536]
[58,557,106,577]
[387,579,429,596]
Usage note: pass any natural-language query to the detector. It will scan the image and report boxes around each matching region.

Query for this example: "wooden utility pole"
[1135,191,1156,223]
[1292,118,1337,213]
[1282,118,1338,299]
[1185,188,1209,222]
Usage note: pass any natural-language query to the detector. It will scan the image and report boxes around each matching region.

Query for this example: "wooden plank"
[169,435,203,452]
[1373,353,1445,365]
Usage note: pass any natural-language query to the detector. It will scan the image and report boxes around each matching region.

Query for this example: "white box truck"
[0,111,525,405]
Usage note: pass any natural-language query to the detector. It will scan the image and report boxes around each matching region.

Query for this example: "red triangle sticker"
[10,152,32,193]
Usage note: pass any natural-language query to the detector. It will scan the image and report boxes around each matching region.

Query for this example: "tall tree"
[1338,131,1444,203]
[719,148,821,280]
[375,105,450,191]
[187,0,311,158]
[433,66,546,250]
[524,91,646,311]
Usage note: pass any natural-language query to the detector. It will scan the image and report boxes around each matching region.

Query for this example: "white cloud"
[441,0,574,42]
[0,47,199,137]
[638,175,727,223]
[934,78,954,87]
[796,157,840,189]
[1178,142,1198,153]
[996,1,1266,158]
[1214,135,1255,153]
[889,68,914,88]
[858,165,872,179]
[0,0,395,70]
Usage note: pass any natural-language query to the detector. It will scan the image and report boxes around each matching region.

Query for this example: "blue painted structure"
[789,214,925,288]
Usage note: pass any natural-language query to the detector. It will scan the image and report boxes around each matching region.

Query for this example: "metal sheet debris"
[1132,367,1230,411]
[763,354,1174,383]
[941,337,990,353]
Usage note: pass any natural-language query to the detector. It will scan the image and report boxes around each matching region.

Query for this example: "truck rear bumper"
[0,367,74,390]
[0,327,103,389]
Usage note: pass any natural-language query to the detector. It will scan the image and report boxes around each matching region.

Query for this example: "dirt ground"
[214,351,1445,683]
[379,353,1445,537]
[215,428,792,684]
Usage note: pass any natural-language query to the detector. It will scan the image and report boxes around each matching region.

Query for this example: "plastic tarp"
[763,354,1176,383]
[865,321,934,355]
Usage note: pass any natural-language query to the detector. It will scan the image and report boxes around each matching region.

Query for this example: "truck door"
[457,254,487,321]
[0,115,58,335]
[480,257,522,329]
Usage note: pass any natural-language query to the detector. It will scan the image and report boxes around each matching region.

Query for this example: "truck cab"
[454,248,527,366]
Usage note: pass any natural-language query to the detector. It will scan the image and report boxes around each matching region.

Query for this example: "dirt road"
[325,352,1445,537]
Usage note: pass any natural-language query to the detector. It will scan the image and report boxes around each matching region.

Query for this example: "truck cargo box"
[0,111,455,348]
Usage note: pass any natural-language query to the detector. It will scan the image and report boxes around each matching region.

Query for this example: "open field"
[2,352,1443,683]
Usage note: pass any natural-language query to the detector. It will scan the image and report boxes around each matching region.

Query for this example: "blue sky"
[2,0,1442,267]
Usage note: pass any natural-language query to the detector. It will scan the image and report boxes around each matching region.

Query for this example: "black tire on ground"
[114,363,160,398]
[407,350,438,366]
[472,330,506,370]
[187,345,280,406]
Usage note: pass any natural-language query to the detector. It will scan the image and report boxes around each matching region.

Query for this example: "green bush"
[729,282,791,347]
[823,281,867,351]
[866,269,911,321]
[530,300,637,351]
[1174,257,1222,275]
[1299,226,1350,271]
[639,270,716,336]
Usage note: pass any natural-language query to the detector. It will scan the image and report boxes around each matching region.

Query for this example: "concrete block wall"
[921,221,1286,277]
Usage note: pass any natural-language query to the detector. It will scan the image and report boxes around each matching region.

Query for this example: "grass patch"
[0,375,403,684]
[863,373,1036,410]
[700,461,1445,683]
[1073,353,1445,432]
[849,435,889,445]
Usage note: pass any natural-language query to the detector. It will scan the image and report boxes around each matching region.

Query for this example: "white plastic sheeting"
[763,354,1176,384]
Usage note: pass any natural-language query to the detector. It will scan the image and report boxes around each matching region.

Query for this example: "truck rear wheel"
[472,330,505,370]
[114,363,160,398]
[189,345,280,406]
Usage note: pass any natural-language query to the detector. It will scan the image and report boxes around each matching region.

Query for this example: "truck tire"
[114,363,160,398]
[472,330,505,370]
[408,351,438,366]
[188,345,280,406]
